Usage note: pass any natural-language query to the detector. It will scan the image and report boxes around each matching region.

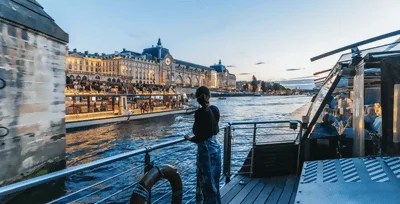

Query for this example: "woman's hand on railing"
[184,135,192,141]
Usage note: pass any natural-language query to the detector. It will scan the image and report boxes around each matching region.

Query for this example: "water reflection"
[10,95,311,203]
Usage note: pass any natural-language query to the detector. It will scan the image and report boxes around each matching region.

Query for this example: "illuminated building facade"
[65,39,236,89]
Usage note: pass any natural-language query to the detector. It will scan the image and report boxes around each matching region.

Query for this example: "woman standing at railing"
[185,86,221,204]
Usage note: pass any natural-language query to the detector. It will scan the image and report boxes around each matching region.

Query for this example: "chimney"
[123,48,126,52]
[152,45,154,48]
[84,51,88,55]
[94,53,99,56]
[73,48,77,52]
[114,51,119,55]
[101,53,105,56]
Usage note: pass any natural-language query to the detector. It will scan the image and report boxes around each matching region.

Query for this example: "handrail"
[224,120,304,179]
[0,119,306,202]
[0,137,187,197]
[229,120,301,126]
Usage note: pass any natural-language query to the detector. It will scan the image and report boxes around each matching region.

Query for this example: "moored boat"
[65,91,196,129]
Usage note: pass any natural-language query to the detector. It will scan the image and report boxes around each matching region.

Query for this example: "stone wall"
[0,20,67,185]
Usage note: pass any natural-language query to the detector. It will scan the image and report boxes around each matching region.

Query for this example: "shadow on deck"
[220,175,298,204]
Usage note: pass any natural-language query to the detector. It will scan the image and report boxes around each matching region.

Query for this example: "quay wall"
[0,0,68,185]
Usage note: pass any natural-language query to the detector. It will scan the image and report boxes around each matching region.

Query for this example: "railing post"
[144,150,153,203]
[250,124,257,178]
[223,126,232,184]
[296,125,303,175]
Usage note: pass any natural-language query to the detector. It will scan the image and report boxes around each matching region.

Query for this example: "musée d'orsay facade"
[65,39,236,89]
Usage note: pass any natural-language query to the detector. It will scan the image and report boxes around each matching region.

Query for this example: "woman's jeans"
[196,136,221,204]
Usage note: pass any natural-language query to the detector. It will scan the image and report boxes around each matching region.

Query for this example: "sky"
[39,0,400,88]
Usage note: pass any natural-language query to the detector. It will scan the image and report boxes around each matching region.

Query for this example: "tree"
[261,81,267,93]
[272,82,281,91]
[251,75,258,93]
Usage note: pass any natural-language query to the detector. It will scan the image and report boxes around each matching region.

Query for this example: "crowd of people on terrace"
[311,93,382,139]
[65,78,177,95]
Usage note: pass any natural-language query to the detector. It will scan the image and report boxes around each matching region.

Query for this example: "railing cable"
[49,164,144,203]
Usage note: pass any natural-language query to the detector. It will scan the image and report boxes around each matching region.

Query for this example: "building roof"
[68,49,155,62]
[0,0,69,43]
[142,38,170,59]
[210,59,227,72]
[175,59,213,71]
[68,50,101,59]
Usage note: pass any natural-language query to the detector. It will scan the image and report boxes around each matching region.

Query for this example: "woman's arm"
[187,111,200,143]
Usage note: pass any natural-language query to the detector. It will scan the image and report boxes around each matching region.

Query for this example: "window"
[80,66,82,70]
[69,64,72,69]
[86,66,89,71]
[91,67,93,72]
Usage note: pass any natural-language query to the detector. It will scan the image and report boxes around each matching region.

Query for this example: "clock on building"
[165,58,171,65]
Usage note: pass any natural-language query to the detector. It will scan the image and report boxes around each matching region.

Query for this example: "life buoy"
[0,78,5,89]
[130,165,182,204]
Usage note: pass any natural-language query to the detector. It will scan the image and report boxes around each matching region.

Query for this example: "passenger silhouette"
[185,86,221,204]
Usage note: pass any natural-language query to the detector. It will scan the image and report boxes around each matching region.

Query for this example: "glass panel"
[304,71,342,138]
[65,97,74,115]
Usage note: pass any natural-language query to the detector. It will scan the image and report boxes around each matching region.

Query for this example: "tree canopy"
[251,75,258,93]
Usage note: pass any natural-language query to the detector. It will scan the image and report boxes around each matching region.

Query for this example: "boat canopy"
[305,31,400,156]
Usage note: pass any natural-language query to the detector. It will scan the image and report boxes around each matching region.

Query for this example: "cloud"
[237,73,252,75]
[289,76,315,80]
[286,68,305,71]
[255,61,265,65]
[226,65,236,68]
[128,32,146,39]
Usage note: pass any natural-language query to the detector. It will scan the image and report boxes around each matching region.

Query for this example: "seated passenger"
[310,114,339,139]
[342,116,371,139]
[373,116,382,136]
[364,107,377,132]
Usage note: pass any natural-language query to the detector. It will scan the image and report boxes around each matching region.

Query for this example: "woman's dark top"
[191,105,220,143]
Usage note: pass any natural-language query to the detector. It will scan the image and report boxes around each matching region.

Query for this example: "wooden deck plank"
[289,178,299,204]
[229,179,260,204]
[265,177,287,204]
[277,176,297,204]
[221,177,250,203]
[220,175,245,197]
[240,179,266,204]
[253,178,278,204]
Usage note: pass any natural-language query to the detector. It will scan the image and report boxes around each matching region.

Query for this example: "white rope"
[132,183,149,201]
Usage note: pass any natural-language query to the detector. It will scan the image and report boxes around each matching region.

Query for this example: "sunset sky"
[40,0,400,88]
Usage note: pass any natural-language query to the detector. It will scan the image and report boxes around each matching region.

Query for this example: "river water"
[11,95,311,204]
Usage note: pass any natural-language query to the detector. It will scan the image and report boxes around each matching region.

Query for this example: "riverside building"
[65,38,236,90]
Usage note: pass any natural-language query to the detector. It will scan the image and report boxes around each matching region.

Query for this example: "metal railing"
[0,135,201,203]
[0,120,303,203]
[222,120,303,182]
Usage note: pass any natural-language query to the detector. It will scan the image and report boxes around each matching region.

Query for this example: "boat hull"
[66,108,196,130]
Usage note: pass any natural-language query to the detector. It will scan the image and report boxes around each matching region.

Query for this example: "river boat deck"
[221,175,298,204]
